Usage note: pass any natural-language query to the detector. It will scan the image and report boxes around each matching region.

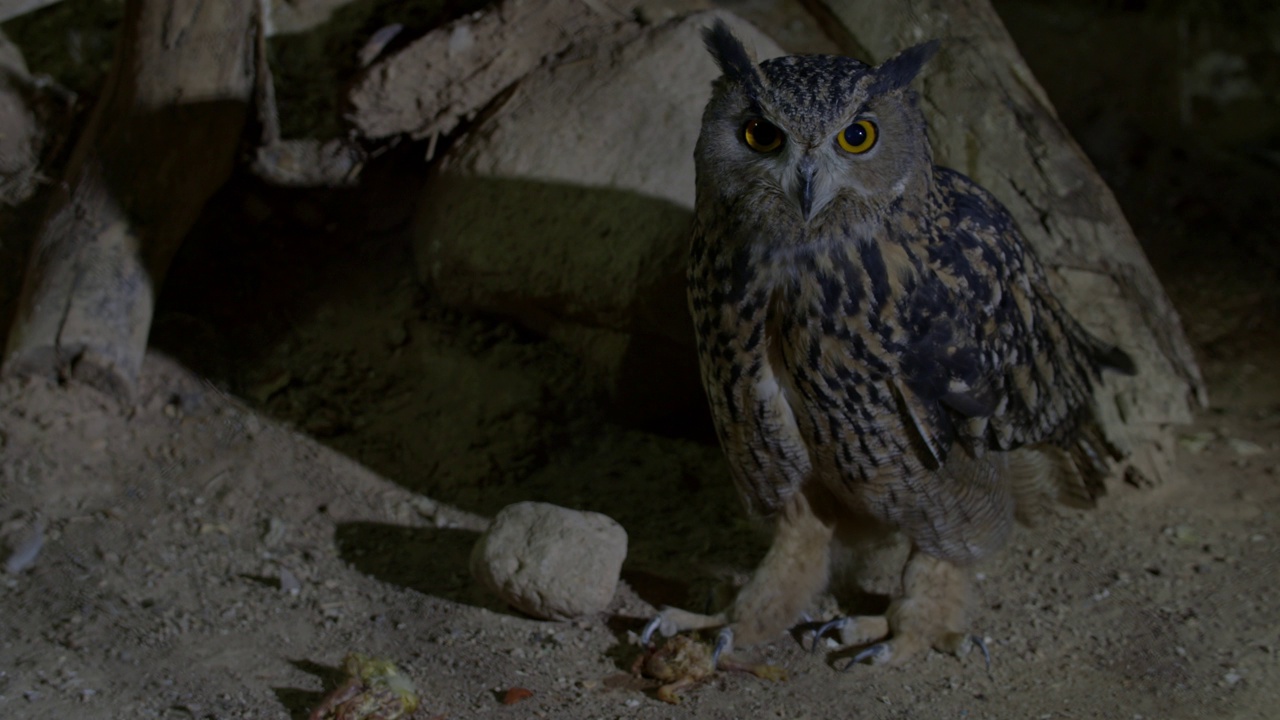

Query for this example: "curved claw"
[712,627,733,668]
[843,642,891,669]
[973,635,991,670]
[810,617,848,654]
[640,613,666,645]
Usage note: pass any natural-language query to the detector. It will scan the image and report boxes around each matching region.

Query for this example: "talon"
[811,617,848,654]
[641,613,666,645]
[712,627,733,667]
[797,613,816,650]
[844,642,890,669]
[973,634,991,670]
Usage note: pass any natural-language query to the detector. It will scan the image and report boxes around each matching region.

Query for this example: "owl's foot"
[810,612,978,667]
[640,610,735,666]
[814,551,979,667]
[842,629,979,668]
[640,607,727,646]
[810,615,889,653]
[642,485,836,666]
[639,612,771,669]
[846,632,989,668]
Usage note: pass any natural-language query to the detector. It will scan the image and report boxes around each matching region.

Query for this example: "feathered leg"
[814,548,973,666]
[814,447,1006,666]
[643,483,836,662]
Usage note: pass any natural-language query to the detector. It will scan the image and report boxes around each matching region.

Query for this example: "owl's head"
[696,21,938,226]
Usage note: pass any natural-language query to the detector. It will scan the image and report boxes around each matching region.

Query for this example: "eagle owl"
[643,21,1136,667]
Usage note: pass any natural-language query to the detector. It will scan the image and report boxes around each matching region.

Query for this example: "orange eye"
[837,119,877,153]
[743,118,784,152]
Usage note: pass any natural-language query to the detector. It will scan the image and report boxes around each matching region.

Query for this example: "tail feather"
[1003,447,1059,526]
[1066,417,1119,503]
[1005,415,1120,525]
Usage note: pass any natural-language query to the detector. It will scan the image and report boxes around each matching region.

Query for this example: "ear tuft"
[869,40,940,95]
[703,20,758,89]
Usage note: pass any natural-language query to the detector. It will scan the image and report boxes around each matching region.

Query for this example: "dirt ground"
[2,2,1279,719]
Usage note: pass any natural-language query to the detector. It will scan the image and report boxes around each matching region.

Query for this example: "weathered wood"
[0,0,61,23]
[0,29,42,206]
[267,0,365,35]
[807,0,1205,483]
[249,6,366,188]
[0,0,374,35]
[348,0,625,145]
[2,0,256,398]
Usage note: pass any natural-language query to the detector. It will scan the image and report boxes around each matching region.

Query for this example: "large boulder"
[414,12,784,422]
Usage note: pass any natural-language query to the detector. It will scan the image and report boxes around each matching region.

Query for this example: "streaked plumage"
[645,21,1135,666]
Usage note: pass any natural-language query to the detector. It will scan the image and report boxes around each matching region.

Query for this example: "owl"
[641,21,1136,668]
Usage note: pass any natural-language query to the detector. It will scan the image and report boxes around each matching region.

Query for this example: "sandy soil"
[1,157,1277,720]
[2,2,1279,720]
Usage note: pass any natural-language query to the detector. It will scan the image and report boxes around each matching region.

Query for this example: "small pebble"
[1227,438,1265,457]
[279,567,302,595]
[4,518,45,575]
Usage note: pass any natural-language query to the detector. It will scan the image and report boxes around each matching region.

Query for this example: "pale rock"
[471,502,627,620]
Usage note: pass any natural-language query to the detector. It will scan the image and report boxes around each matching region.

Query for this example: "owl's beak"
[795,158,816,220]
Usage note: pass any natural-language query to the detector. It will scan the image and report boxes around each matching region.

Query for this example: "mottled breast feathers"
[688,166,1131,519]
